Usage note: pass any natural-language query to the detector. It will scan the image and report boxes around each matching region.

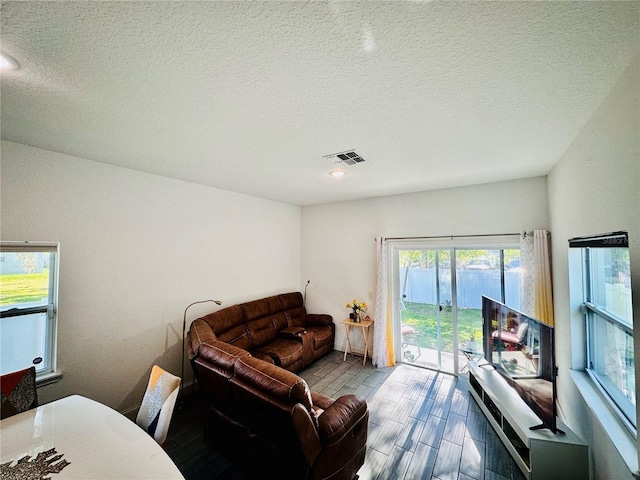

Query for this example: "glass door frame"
[388,235,520,376]
[389,242,458,373]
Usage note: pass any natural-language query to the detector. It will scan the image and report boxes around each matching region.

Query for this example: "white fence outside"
[400,267,521,310]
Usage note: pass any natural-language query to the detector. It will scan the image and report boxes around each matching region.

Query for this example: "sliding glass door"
[390,239,521,375]
[397,248,455,372]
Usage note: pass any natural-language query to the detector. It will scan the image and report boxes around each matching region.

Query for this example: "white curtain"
[373,237,395,368]
[520,232,535,317]
[520,230,555,326]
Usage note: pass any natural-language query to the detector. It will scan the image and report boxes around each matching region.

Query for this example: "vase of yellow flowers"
[346,299,367,322]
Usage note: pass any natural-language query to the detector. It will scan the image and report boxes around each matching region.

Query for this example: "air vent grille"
[323,150,366,166]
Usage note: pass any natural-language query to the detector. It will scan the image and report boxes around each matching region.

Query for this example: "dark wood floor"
[165,350,526,480]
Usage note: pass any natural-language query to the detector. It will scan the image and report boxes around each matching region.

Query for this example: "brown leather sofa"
[189,291,334,372]
[187,291,369,480]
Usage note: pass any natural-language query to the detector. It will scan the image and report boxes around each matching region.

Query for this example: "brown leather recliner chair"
[189,313,369,479]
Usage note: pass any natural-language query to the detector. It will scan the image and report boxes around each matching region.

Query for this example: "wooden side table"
[341,317,373,366]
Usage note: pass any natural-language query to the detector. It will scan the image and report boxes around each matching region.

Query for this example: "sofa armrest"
[188,319,219,360]
[278,326,307,339]
[311,391,334,411]
[306,313,333,326]
[292,403,322,467]
[317,394,368,446]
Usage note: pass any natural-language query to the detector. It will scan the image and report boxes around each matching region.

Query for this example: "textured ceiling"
[1,1,638,206]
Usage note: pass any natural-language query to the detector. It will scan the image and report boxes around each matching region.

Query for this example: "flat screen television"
[481,295,559,434]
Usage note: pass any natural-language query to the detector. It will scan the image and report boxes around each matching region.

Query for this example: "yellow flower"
[346,299,367,313]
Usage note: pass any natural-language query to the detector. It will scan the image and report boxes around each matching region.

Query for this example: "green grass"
[401,301,483,352]
[0,269,49,305]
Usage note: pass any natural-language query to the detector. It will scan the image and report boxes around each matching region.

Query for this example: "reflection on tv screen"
[482,296,558,433]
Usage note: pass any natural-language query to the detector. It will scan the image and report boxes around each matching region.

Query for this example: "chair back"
[136,365,180,445]
[1,366,38,419]
[516,321,529,342]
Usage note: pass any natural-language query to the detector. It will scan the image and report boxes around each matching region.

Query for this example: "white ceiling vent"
[323,150,366,166]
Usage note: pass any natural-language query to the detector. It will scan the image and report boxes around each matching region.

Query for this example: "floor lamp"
[180,299,221,408]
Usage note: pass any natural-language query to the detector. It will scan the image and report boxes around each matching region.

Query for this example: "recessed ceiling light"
[0,52,19,71]
[330,170,347,178]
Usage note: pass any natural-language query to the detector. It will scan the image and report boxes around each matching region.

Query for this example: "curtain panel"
[373,237,395,368]
[520,230,554,326]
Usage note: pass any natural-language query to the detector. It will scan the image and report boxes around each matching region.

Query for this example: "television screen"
[481,296,558,433]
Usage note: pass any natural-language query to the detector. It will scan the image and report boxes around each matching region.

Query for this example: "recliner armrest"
[306,313,333,326]
[278,326,307,339]
[292,403,322,467]
[317,394,368,446]
[311,391,334,410]
[188,319,219,360]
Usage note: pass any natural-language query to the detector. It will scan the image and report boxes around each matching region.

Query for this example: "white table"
[0,394,185,479]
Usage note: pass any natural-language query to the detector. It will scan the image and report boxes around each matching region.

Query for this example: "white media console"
[468,361,589,480]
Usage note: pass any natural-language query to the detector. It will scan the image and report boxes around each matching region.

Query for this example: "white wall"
[301,177,549,355]
[0,141,301,413]
[548,55,640,480]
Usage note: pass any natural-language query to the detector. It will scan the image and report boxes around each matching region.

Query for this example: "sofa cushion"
[250,351,276,364]
[279,292,307,328]
[241,297,278,348]
[199,305,251,351]
[279,291,304,310]
[247,313,278,347]
[253,338,304,371]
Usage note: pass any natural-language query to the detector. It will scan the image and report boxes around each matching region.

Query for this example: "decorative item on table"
[346,299,367,322]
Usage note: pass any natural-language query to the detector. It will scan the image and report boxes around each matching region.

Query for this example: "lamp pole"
[180,299,221,408]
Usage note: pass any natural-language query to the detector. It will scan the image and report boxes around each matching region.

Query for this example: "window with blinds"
[569,232,635,430]
[0,242,59,380]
